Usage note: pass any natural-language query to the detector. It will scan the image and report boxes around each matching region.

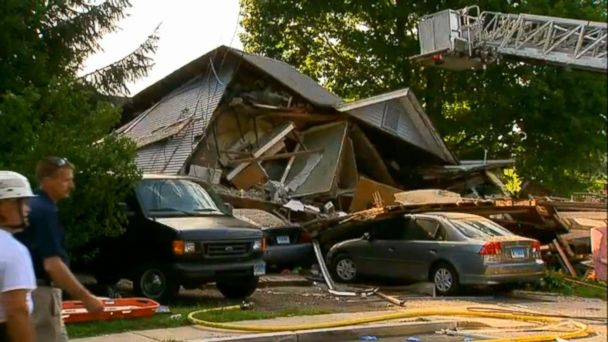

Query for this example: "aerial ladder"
[410,6,607,73]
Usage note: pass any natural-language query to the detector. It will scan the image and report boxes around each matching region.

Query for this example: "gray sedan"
[326,212,545,295]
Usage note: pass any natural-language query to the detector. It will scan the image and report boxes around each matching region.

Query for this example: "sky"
[81,0,243,95]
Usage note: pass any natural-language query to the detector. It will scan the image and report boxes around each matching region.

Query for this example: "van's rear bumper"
[171,258,266,281]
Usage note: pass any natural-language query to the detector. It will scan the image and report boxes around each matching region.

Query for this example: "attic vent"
[382,101,400,132]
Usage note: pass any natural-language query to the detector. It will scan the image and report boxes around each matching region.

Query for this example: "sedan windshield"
[136,179,222,216]
[451,218,514,238]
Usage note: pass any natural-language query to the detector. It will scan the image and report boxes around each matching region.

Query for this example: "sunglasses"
[44,157,73,169]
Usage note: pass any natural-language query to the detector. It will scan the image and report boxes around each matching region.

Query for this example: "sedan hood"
[155,216,262,240]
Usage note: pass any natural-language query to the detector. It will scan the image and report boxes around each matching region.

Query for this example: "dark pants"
[0,322,8,342]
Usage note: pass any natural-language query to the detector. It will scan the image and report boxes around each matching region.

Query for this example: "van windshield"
[136,179,223,216]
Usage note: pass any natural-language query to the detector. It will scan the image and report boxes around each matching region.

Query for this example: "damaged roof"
[119,45,458,175]
[335,88,457,164]
[236,51,343,108]
[123,45,342,116]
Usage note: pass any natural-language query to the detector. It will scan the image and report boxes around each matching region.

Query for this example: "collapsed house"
[117,45,607,277]
[118,45,457,213]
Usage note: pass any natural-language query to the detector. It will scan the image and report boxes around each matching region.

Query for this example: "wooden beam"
[226,122,295,181]
[376,291,405,307]
[290,130,308,151]
[281,145,300,185]
[227,148,323,165]
[552,239,577,277]
[219,150,253,156]
[556,235,576,258]
[258,112,339,122]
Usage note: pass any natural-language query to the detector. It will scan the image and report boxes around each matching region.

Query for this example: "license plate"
[254,262,266,276]
[511,247,525,258]
[276,235,290,244]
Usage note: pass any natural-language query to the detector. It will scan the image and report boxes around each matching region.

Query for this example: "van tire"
[217,276,258,299]
[133,265,179,303]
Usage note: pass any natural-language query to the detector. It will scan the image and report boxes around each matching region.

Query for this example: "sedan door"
[355,217,410,278]
[388,218,444,281]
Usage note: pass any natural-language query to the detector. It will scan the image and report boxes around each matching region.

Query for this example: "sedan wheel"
[432,263,460,295]
[333,255,357,282]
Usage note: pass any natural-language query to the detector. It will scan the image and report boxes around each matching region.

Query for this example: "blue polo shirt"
[15,191,69,281]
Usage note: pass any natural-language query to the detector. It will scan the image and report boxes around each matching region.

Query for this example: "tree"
[0,0,158,251]
[240,0,607,195]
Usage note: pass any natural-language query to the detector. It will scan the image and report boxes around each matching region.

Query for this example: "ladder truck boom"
[411,6,607,73]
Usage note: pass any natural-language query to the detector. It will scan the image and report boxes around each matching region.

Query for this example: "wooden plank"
[258,112,339,122]
[230,162,268,190]
[227,148,323,164]
[280,145,300,185]
[350,124,396,186]
[556,235,576,258]
[375,291,405,306]
[552,239,578,277]
[226,122,295,181]
[349,177,403,212]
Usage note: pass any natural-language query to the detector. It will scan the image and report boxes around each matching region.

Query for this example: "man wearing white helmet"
[0,171,36,342]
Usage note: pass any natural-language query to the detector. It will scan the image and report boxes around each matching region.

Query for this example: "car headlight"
[172,240,197,255]
[185,241,196,253]
[252,239,266,251]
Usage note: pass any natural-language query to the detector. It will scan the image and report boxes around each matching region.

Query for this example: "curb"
[199,320,457,342]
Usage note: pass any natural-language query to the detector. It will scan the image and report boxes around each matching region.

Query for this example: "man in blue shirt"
[16,157,103,342]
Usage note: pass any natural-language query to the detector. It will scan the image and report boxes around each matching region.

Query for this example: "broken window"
[382,101,400,132]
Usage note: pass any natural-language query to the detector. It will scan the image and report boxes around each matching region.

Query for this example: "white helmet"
[0,171,35,200]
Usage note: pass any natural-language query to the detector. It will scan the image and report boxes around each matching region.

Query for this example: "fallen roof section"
[335,88,457,164]
[124,45,342,116]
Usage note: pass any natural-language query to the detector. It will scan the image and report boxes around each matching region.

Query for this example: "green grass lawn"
[533,270,607,300]
[66,303,332,339]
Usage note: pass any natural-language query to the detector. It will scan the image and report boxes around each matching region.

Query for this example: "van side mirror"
[362,232,372,241]
[118,202,135,217]
[224,203,234,215]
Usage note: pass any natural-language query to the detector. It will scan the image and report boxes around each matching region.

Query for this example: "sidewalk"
[72,310,457,341]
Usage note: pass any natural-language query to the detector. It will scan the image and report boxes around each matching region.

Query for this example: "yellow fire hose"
[187,306,591,341]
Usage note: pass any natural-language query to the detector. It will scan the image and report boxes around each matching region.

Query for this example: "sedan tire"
[331,254,358,283]
[431,263,460,296]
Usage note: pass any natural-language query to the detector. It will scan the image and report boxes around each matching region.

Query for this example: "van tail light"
[479,241,502,263]
[532,240,541,259]
[300,230,312,243]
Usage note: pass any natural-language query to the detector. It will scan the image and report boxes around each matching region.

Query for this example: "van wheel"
[217,276,258,299]
[134,265,179,303]
[431,262,460,296]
